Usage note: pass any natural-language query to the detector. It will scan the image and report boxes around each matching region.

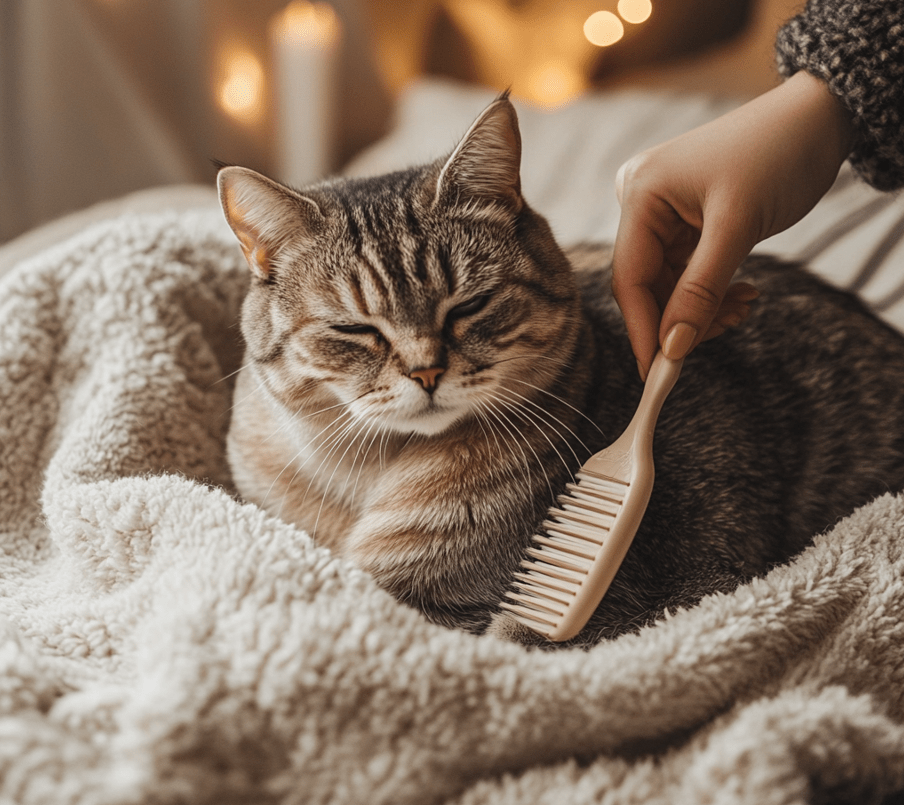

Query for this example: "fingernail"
[663,323,698,360]
[637,359,647,382]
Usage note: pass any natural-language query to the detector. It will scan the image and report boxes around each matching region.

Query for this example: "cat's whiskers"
[308,412,378,540]
[389,430,421,471]
[263,397,350,444]
[472,408,524,490]
[478,398,548,500]
[265,408,357,511]
[348,422,386,510]
[483,352,607,438]
[339,416,381,501]
[378,426,391,471]
[506,376,606,437]
[496,386,592,463]
[208,359,255,388]
[226,375,270,417]
[263,389,366,444]
[296,395,360,420]
[282,411,364,528]
[476,403,531,490]
[489,352,571,372]
[484,394,566,500]
[492,394,578,490]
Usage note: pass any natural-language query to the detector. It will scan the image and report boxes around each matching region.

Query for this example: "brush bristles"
[561,484,622,514]
[503,475,630,638]
[512,570,579,593]
[575,472,630,497]
[533,534,597,559]
[548,505,615,529]
[515,580,572,605]
[499,601,558,630]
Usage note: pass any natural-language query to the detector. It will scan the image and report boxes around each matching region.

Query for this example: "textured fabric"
[2,207,904,802]
[775,0,904,191]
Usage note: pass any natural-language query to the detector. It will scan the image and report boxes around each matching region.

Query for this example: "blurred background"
[0,0,799,244]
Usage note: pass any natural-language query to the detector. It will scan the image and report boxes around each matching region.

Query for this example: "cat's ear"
[434,92,523,213]
[217,166,323,280]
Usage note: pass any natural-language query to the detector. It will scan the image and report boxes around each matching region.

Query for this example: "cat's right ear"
[217,166,323,281]
[433,92,523,214]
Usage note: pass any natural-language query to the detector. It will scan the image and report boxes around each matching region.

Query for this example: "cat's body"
[220,96,904,647]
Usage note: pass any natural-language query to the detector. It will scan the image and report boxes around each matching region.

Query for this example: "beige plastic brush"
[501,350,684,642]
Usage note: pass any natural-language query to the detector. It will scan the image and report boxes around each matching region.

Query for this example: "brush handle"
[581,351,683,482]
[630,351,684,447]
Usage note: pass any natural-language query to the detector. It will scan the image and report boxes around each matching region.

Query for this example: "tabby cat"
[218,94,904,647]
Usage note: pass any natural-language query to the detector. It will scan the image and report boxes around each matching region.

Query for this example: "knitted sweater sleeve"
[775,0,904,191]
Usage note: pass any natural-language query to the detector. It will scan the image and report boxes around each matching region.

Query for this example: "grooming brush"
[500,351,684,642]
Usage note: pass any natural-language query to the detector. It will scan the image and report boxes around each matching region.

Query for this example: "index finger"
[611,202,673,380]
[658,211,756,355]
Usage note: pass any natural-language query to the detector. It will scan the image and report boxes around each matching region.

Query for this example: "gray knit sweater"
[775,0,904,191]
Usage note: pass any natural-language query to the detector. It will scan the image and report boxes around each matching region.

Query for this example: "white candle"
[270,1,341,188]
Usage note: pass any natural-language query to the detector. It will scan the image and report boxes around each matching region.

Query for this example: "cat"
[217,93,904,648]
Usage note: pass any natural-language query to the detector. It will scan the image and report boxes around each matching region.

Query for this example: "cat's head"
[218,94,580,439]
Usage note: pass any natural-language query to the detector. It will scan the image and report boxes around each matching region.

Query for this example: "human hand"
[611,70,855,379]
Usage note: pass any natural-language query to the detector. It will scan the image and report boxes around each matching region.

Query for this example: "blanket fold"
[1,210,902,804]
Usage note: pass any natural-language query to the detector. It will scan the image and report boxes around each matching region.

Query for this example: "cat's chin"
[383,407,467,437]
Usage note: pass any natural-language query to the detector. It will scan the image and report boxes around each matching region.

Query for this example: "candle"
[270,1,341,187]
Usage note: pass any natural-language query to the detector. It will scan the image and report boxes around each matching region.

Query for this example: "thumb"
[660,220,754,360]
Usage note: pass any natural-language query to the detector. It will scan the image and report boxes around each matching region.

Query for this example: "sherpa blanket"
[2,209,904,805]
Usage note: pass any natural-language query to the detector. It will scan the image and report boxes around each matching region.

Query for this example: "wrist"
[786,70,855,165]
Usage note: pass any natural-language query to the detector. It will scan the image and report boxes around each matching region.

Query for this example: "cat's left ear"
[218,166,323,280]
[434,92,523,214]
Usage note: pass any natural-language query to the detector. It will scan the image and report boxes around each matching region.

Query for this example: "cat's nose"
[408,366,445,393]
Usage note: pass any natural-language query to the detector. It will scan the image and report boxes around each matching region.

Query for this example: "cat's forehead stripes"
[333,192,471,323]
[436,244,457,295]
[404,203,431,284]
[345,270,372,318]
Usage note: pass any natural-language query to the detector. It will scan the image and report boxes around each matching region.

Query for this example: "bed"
[2,79,904,804]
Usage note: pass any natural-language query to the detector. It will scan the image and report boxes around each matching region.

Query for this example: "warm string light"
[584,0,653,48]
[583,11,624,47]
[617,0,652,25]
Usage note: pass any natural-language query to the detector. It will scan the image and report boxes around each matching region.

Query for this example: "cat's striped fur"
[220,95,904,646]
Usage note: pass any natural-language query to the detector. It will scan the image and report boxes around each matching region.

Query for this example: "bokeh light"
[617,0,653,25]
[217,49,265,124]
[273,0,340,48]
[583,11,625,47]
[524,60,586,109]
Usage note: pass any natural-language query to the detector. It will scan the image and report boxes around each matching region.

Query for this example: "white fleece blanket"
[2,208,904,805]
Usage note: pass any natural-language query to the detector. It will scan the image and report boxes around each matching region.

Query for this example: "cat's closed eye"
[331,323,383,337]
[448,294,491,320]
